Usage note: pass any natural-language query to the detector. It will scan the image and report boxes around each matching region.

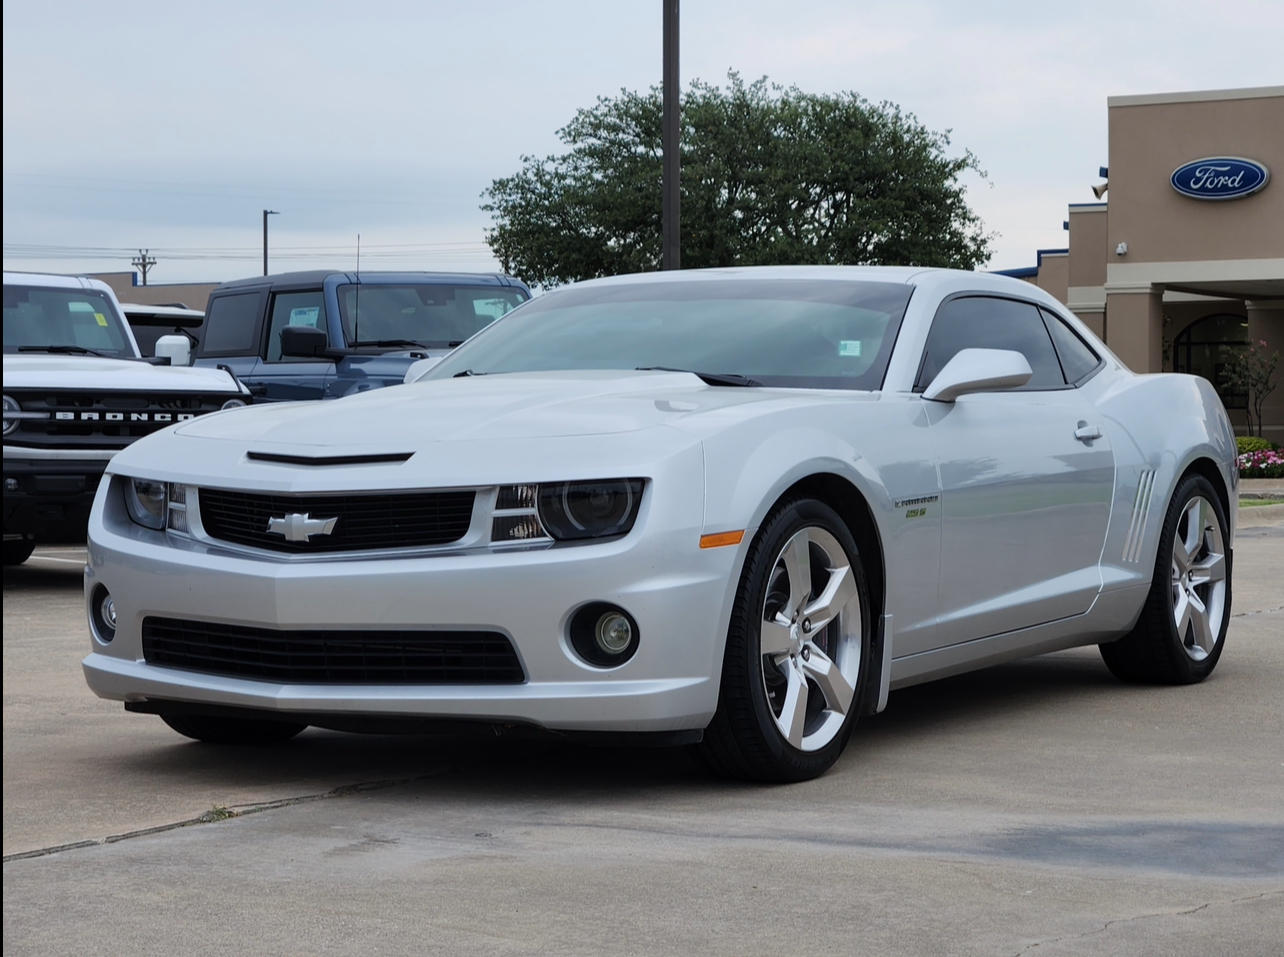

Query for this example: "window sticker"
[289,306,320,327]
[94,312,109,326]
[839,340,863,357]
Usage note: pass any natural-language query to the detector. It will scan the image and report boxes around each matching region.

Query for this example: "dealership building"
[1008,85,1283,440]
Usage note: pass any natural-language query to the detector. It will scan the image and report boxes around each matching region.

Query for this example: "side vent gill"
[1122,469,1156,564]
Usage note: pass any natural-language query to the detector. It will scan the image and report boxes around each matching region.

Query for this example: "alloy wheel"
[1170,495,1227,661]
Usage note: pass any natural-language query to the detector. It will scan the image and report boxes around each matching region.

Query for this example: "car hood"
[109,370,870,491]
[3,354,245,393]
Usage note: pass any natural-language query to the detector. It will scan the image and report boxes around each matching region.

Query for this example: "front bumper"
[83,472,745,733]
[3,449,113,544]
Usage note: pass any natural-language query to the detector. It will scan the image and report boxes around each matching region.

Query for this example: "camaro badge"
[266,512,338,543]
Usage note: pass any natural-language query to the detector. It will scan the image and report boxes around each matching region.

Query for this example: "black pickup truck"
[192,270,530,401]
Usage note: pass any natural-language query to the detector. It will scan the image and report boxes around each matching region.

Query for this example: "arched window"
[1172,313,1249,409]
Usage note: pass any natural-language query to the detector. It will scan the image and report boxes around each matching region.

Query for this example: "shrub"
[1236,436,1278,454]
[1238,449,1284,479]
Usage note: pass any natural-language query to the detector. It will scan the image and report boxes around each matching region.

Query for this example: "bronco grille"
[197,487,476,553]
[141,617,525,684]
[4,390,230,451]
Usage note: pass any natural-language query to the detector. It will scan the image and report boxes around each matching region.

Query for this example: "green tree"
[1225,339,1281,437]
[483,74,993,287]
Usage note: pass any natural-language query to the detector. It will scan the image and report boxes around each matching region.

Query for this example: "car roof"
[120,303,204,318]
[3,271,117,295]
[212,270,524,292]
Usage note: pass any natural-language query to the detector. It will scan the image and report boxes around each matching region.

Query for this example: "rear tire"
[4,540,35,566]
[161,713,307,745]
[700,498,870,782]
[1099,474,1231,684]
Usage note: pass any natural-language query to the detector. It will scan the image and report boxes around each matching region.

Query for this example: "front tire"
[161,713,307,745]
[700,498,870,782]
[1099,473,1231,684]
[4,539,35,566]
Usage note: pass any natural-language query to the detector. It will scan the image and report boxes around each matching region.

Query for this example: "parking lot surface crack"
[1009,889,1283,956]
[2,770,459,864]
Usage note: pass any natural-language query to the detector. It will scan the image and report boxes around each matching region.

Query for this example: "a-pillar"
[1246,300,1284,443]
[1105,285,1164,373]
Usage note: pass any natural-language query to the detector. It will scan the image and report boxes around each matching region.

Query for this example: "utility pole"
[263,209,280,275]
[130,249,157,286]
[662,0,680,270]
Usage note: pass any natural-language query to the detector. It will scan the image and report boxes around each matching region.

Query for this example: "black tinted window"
[917,296,1065,391]
[201,293,262,355]
[1041,308,1100,384]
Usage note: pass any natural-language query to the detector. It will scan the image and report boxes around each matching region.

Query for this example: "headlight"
[124,478,168,529]
[2,395,20,436]
[221,398,248,411]
[537,479,644,541]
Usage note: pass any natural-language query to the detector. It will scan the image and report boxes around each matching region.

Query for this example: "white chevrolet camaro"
[83,267,1237,781]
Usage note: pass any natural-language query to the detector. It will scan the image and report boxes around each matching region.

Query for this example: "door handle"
[1074,423,1102,442]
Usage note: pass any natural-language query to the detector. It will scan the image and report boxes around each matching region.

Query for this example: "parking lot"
[4,521,1283,956]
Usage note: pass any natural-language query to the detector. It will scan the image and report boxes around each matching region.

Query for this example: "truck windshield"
[3,285,134,357]
[337,284,528,348]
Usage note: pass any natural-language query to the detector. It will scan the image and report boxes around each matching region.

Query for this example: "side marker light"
[700,530,745,549]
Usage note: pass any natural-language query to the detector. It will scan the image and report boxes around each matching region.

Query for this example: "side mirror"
[154,335,191,367]
[280,325,330,358]
[923,348,1032,402]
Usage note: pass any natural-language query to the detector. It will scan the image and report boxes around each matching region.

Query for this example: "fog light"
[4,477,18,492]
[90,584,116,643]
[221,398,248,411]
[595,612,633,654]
[569,602,639,667]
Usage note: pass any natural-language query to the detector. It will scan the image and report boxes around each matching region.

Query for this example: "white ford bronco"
[3,272,250,564]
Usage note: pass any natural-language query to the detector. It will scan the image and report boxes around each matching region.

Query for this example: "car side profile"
[82,267,1236,781]
[192,270,530,402]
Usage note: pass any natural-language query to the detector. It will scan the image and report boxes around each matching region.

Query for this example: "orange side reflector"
[700,530,745,549]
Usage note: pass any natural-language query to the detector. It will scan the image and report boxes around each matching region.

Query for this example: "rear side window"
[201,293,262,356]
[1040,308,1101,384]
[266,290,327,361]
[916,296,1066,391]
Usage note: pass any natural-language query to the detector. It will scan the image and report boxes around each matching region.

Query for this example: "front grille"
[198,487,476,553]
[141,617,525,684]
[5,390,230,451]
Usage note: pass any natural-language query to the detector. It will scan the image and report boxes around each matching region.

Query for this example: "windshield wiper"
[452,369,485,378]
[350,338,426,349]
[18,345,115,358]
[637,366,762,387]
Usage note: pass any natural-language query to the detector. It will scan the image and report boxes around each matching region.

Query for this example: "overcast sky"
[4,0,1282,285]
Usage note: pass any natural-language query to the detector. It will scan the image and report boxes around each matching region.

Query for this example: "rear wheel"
[161,713,307,745]
[1099,474,1231,684]
[700,498,870,782]
[4,539,35,566]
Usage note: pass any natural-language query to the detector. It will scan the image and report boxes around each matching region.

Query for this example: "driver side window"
[916,296,1067,392]
[266,290,327,362]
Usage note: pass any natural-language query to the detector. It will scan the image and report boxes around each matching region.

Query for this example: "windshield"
[426,279,914,390]
[337,284,528,348]
[3,285,134,356]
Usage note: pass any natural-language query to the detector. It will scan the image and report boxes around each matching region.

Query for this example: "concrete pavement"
[4,528,1282,956]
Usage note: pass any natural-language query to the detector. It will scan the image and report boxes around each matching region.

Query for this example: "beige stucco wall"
[1067,206,1107,288]
[91,272,218,312]
[1107,89,1284,266]
[1034,253,1068,303]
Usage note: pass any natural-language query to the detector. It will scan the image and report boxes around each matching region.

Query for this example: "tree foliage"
[1225,339,1281,437]
[483,74,993,287]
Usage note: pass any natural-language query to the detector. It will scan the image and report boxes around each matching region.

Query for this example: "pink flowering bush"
[1238,448,1284,479]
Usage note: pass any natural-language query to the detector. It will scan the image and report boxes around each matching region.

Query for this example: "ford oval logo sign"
[1171,157,1270,201]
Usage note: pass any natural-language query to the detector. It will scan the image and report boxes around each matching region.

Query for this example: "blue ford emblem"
[1171,157,1269,201]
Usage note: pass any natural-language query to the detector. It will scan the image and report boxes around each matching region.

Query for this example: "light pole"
[263,209,280,276]
[662,0,679,270]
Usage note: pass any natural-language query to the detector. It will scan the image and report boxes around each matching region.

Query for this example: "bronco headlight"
[124,478,168,530]
[537,479,644,541]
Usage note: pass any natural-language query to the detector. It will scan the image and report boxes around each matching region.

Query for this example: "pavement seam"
[1008,889,1284,956]
[1231,605,1283,618]
[1,771,456,864]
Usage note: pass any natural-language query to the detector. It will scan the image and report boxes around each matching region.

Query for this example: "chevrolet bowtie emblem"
[266,512,338,543]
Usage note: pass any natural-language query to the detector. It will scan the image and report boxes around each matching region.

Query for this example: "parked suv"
[3,272,250,564]
[120,303,204,358]
[192,271,531,401]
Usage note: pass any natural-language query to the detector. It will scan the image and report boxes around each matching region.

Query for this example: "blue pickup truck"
[193,270,530,401]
